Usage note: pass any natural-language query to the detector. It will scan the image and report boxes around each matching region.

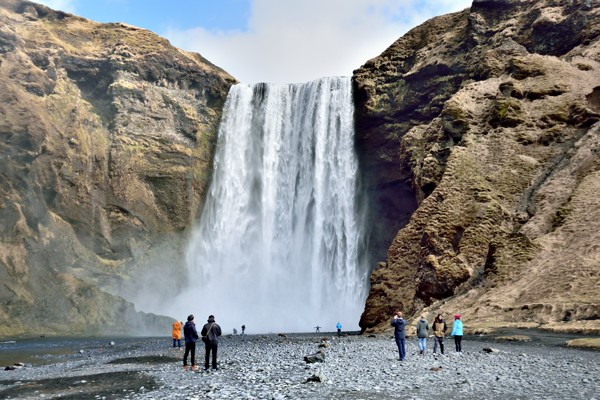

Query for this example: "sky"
[34,0,472,85]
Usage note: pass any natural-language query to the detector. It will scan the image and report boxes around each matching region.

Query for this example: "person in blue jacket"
[336,322,342,336]
[451,314,464,353]
[391,311,407,361]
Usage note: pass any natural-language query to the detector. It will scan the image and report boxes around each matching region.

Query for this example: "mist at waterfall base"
[172,77,369,334]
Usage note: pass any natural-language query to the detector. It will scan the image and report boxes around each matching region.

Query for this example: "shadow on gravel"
[0,370,156,399]
[108,355,180,364]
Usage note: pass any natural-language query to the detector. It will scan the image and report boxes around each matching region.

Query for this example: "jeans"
[183,342,196,366]
[205,340,218,369]
[172,338,181,348]
[395,337,406,360]
[454,335,463,352]
[418,337,427,352]
[433,336,444,354]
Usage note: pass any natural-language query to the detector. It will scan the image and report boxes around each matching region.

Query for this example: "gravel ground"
[0,333,599,399]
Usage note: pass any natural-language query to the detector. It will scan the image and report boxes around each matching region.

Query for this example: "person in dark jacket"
[183,314,199,370]
[416,315,429,355]
[201,315,222,371]
[432,313,447,355]
[390,311,407,361]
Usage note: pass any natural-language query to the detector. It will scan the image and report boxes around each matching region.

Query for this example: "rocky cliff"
[0,0,236,337]
[355,0,600,334]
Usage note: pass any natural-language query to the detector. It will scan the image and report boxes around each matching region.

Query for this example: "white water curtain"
[182,77,368,333]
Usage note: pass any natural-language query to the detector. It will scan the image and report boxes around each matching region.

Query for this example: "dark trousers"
[183,341,196,366]
[454,335,463,352]
[172,338,181,348]
[205,341,218,369]
[433,336,445,354]
[395,337,406,360]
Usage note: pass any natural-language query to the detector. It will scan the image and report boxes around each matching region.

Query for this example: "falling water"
[182,77,368,333]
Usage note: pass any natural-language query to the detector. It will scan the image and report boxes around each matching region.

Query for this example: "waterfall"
[183,77,368,333]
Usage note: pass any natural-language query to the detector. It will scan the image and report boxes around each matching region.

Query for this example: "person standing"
[416,315,429,355]
[432,314,447,355]
[391,311,407,361]
[172,320,183,349]
[336,322,342,337]
[451,314,464,353]
[183,314,199,370]
[201,315,222,371]
[241,324,246,335]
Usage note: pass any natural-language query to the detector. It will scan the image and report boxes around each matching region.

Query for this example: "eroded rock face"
[355,0,600,333]
[0,0,235,336]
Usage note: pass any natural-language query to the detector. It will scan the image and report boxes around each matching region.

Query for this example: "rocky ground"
[0,332,598,399]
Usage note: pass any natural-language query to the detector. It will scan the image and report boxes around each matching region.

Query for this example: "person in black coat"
[183,314,199,370]
[201,315,222,371]
[391,311,407,361]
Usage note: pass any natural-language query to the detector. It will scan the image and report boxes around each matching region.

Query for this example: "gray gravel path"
[1,333,598,399]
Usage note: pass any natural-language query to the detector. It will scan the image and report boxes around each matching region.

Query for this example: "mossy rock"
[495,335,532,342]
[490,98,525,128]
[566,338,600,349]
[507,57,545,80]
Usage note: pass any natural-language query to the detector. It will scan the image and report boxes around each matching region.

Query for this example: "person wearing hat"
[451,314,464,353]
[183,314,199,370]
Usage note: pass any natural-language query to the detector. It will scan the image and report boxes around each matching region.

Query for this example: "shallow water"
[0,336,156,367]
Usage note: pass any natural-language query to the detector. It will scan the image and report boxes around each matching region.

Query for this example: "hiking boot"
[191,366,198,371]
[183,365,189,371]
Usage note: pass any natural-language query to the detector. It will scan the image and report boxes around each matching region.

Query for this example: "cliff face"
[0,0,235,336]
[354,0,600,333]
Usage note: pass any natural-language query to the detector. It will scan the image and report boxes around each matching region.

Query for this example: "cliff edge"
[354,0,600,334]
[0,0,236,336]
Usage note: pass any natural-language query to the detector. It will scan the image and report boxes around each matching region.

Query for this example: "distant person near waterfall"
[451,314,464,353]
[171,320,182,349]
[242,324,245,335]
[183,314,199,370]
[432,314,447,355]
[336,322,342,336]
[201,315,222,371]
[416,315,429,355]
[391,311,407,361]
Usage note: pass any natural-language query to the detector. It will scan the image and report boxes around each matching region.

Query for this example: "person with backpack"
[451,314,464,353]
[183,314,199,370]
[201,315,222,371]
[416,315,429,355]
[432,314,447,355]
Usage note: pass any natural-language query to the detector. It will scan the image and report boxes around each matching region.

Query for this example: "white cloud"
[164,0,472,84]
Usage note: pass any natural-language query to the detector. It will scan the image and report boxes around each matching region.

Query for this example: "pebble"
[1,335,598,399]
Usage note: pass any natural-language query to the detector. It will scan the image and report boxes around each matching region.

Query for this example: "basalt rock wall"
[0,0,236,337]
[354,0,600,334]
